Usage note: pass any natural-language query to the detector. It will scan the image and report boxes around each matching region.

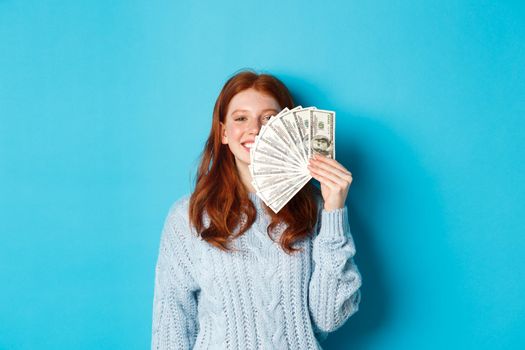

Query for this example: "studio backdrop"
[1,1,524,349]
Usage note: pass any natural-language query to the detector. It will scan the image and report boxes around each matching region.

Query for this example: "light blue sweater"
[151,193,362,349]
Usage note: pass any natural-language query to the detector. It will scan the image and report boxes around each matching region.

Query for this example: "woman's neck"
[235,161,256,193]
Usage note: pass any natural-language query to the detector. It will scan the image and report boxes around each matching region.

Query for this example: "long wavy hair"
[189,70,319,254]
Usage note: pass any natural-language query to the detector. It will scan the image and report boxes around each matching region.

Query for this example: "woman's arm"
[308,206,362,333]
[151,205,200,350]
[307,155,362,333]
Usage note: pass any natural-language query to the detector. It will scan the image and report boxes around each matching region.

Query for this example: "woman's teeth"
[243,142,254,149]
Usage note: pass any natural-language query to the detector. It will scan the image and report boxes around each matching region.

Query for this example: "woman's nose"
[247,118,261,134]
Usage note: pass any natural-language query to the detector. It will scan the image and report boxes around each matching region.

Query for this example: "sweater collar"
[248,192,265,212]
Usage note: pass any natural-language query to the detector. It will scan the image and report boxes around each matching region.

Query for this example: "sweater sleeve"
[151,205,200,350]
[308,206,362,335]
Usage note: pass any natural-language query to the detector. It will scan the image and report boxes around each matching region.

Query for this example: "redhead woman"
[151,70,362,350]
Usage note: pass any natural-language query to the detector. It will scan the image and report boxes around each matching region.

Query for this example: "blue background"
[1,0,524,349]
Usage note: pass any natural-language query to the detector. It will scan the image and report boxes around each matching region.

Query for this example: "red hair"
[189,70,319,254]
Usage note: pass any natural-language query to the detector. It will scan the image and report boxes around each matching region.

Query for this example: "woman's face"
[221,88,281,168]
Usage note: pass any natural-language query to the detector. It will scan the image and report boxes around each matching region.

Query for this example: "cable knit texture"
[151,193,362,350]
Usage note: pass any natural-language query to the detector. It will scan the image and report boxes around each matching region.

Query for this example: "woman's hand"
[307,154,353,211]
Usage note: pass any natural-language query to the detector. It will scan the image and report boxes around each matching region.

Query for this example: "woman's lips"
[242,142,254,151]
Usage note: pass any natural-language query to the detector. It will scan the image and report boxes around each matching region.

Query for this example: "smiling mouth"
[242,142,254,151]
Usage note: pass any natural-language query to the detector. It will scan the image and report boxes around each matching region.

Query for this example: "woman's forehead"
[227,88,280,114]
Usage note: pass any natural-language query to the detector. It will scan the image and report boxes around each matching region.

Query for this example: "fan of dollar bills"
[249,106,335,213]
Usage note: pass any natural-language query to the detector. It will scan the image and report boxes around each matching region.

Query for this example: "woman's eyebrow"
[261,108,278,113]
[231,109,249,115]
[231,108,278,115]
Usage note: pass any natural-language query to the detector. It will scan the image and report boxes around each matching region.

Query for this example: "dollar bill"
[249,163,302,176]
[249,105,335,213]
[257,173,310,205]
[253,164,308,190]
[255,120,304,167]
[267,175,312,213]
[274,110,308,163]
[257,173,310,207]
[250,142,299,167]
[251,151,303,171]
[265,112,305,164]
[251,171,306,193]
[310,109,335,159]
[293,108,314,159]
[252,107,288,150]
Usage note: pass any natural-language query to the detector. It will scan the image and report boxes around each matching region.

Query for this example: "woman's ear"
[220,122,228,144]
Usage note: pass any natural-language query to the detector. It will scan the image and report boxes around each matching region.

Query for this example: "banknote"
[255,121,304,167]
[267,175,312,213]
[249,163,302,176]
[258,174,311,204]
[249,105,335,213]
[251,171,306,193]
[265,116,305,166]
[293,108,314,158]
[274,111,308,162]
[310,109,335,159]
[250,141,300,166]
[251,151,303,171]
[253,166,307,190]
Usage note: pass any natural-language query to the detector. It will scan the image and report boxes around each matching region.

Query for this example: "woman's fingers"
[308,157,353,184]
[309,169,339,190]
[308,164,350,189]
[312,154,351,175]
[308,155,353,211]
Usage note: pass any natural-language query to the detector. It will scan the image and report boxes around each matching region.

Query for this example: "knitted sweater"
[151,193,362,350]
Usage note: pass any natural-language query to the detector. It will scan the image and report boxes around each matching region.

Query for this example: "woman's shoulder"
[161,194,204,244]
[162,194,193,228]
[167,194,191,215]
[158,195,203,268]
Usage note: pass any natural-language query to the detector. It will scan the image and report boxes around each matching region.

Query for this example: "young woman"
[151,70,362,350]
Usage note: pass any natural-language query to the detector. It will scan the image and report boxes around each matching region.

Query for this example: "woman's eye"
[262,115,272,122]
[234,116,247,121]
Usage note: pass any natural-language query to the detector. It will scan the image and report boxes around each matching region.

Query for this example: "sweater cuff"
[317,206,350,242]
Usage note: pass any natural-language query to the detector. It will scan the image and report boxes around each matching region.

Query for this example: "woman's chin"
[234,157,251,168]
